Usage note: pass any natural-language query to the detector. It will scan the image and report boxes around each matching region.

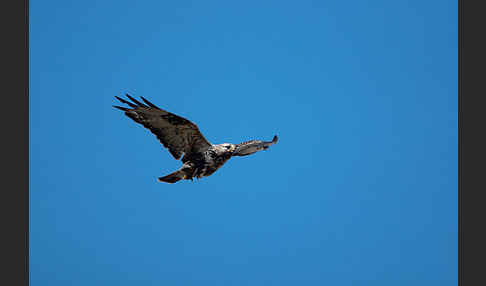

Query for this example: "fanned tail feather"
[158,170,184,184]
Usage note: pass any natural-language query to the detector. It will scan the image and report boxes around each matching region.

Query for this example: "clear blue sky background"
[30,1,457,285]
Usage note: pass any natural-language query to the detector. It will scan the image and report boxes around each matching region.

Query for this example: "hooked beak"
[229,145,237,155]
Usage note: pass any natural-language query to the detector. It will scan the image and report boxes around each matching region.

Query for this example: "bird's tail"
[158,170,185,184]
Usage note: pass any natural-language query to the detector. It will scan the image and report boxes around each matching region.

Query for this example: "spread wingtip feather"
[115,96,137,108]
[140,96,161,109]
[126,94,148,108]
[113,105,130,111]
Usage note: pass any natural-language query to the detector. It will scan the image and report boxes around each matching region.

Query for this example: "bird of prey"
[113,94,278,183]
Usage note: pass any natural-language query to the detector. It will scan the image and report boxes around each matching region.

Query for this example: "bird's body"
[113,94,278,183]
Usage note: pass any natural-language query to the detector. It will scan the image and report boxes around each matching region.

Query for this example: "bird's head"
[220,143,236,153]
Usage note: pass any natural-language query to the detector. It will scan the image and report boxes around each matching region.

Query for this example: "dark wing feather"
[114,95,212,160]
[233,135,278,157]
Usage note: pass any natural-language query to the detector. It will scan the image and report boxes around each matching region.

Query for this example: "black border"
[2,0,28,285]
[459,0,486,285]
[3,0,484,285]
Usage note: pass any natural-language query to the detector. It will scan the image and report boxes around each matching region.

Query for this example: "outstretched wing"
[233,135,278,157]
[113,94,212,160]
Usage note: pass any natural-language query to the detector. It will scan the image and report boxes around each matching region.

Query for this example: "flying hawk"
[113,94,278,183]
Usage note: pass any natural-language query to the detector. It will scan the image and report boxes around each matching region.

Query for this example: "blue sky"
[30,1,457,285]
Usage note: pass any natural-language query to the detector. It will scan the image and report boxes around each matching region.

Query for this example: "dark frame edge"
[26,0,30,284]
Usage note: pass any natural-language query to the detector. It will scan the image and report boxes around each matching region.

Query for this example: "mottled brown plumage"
[114,94,278,183]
